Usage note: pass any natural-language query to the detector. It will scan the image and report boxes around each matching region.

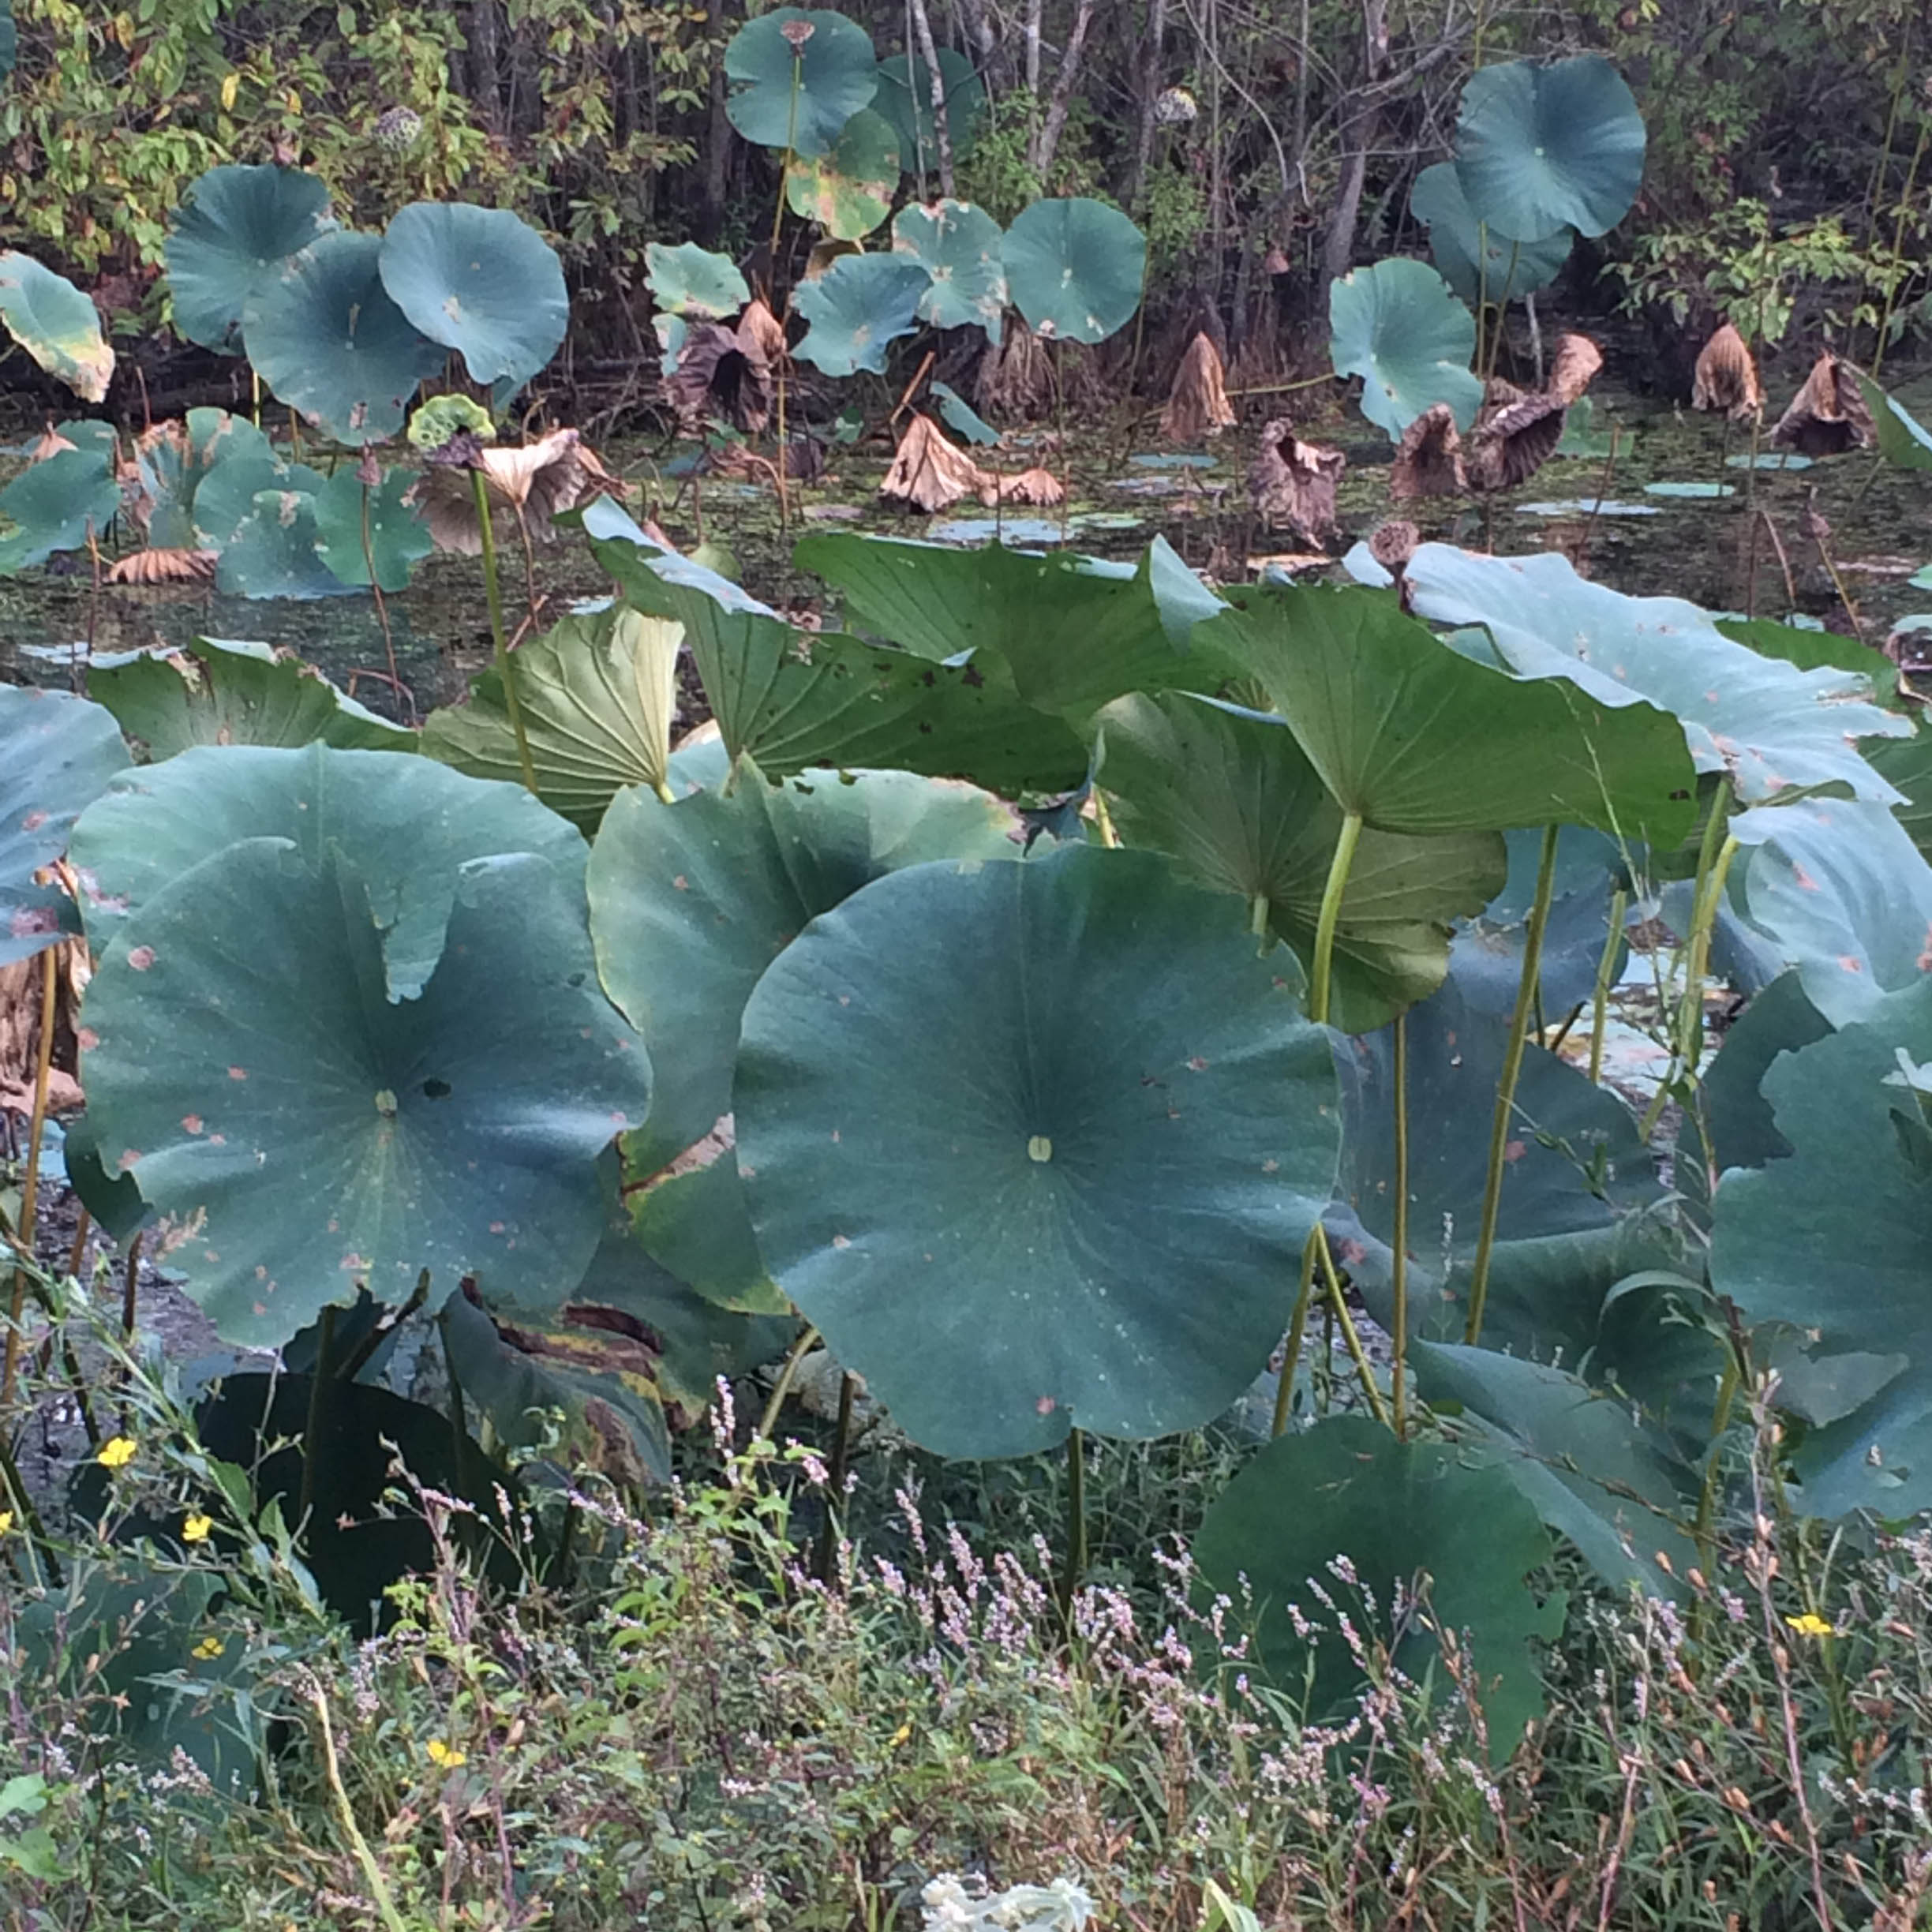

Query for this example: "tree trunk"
[1125,0,1170,215]
[908,0,955,196]
[1032,0,1098,181]
[698,0,730,245]
[1319,0,1389,289]
[468,1,507,138]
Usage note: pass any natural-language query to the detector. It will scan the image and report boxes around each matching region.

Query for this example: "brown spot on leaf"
[228,1065,248,1080]
[118,1149,141,1171]
[182,1114,204,1134]
[1504,1138,1528,1163]
[127,945,155,971]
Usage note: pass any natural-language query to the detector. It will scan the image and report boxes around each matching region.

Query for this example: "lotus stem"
[814,1369,857,1585]
[0,948,61,1408]
[1638,799,1735,1143]
[1308,810,1363,1028]
[360,477,411,724]
[1463,821,1560,1346]
[1091,789,1121,848]
[1054,339,1070,541]
[121,1231,141,1349]
[298,1304,336,1531]
[1588,886,1628,1087]
[472,468,540,795]
[1058,1425,1088,1613]
[1313,1222,1390,1428]
[758,1323,822,1440]
[1249,892,1271,943]
[1390,1011,1410,1440]
[1269,1226,1320,1437]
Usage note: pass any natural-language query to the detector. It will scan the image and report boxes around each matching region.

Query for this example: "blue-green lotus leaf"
[164,164,335,354]
[0,687,126,967]
[216,489,355,601]
[786,108,900,239]
[0,251,115,401]
[1410,161,1571,306]
[735,844,1340,1458]
[1002,197,1146,345]
[792,253,929,375]
[189,444,326,549]
[242,230,446,444]
[644,242,751,320]
[311,463,432,591]
[0,444,121,574]
[1328,257,1481,440]
[1857,373,1932,474]
[893,200,1006,342]
[1194,1415,1564,1757]
[872,48,987,170]
[1454,56,1646,243]
[724,7,878,159]
[378,202,568,388]
[137,410,274,550]
[930,378,999,443]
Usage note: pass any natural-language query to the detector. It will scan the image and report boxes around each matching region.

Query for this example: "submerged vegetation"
[4,2,1932,1926]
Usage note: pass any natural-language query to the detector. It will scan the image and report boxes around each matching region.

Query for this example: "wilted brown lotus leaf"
[1546,332,1604,406]
[1160,331,1237,444]
[665,315,775,436]
[1772,351,1874,457]
[410,426,628,556]
[106,547,218,586]
[881,412,987,512]
[1367,519,1421,575]
[979,466,1065,507]
[1691,322,1763,420]
[1249,417,1345,541]
[1465,381,1567,494]
[1389,402,1466,500]
[735,296,788,369]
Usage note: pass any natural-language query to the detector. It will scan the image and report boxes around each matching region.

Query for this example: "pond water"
[3,371,1929,724]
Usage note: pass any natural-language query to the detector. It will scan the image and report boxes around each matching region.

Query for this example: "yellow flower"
[888,1720,912,1750]
[97,1436,137,1470]
[425,1740,466,1769]
[1785,1612,1837,1639]
[192,1636,225,1661]
[182,1513,214,1544]
[220,71,239,112]
[0,1510,13,1536]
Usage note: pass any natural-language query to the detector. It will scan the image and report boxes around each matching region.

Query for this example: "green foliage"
[1327,257,1482,439]
[892,198,1007,341]
[0,249,115,398]
[1002,196,1147,345]
[791,250,929,373]
[1410,161,1571,307]
[872,48,987,174]
[163,163,335,354]
[722,6,878,159]
[784,106,900,239]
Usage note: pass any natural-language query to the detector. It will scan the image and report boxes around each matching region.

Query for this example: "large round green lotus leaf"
[71,743,586,1003]
[1099,691,1505,1033]
[1410,162,1571,307]
[792,253,930,376]
[724,7,879,159]
[1197,582,1698,842]
[735,844,1340,1458]
[0,445,122,574]
[1401,542,1914,805]
[590,762,1015,1172]
[0,687,126,967]
[136,410,274,550]
[622,1139,787,1315]
[1711,977,1932,1517]
[424,606,682,832]
[378,202,568,388]
[644,242,751,320]
[88,637,414,762]
[1454,56,1646,242]
[78,834,647,1346]
[242,230,447,444]
[873,50,987,170]
[1002,197,1146,346]
[1193,1416,1563,1756]
[0,252,115,402]
[1328,257,1481,440]
[892,200,1006,342]
[163,165,335,354]
[310,463,432,591]
[215,488,356,601]
[188,444,326,548]
[786,108,900,240]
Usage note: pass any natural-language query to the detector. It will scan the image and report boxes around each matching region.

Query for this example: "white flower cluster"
[920,1873,1096,1932]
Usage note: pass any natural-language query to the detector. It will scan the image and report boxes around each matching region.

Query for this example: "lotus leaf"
[189,444,327,548]
[1702,972,1832,1174]
[164,165,335,354]
[1399,543,1912,803]
[136,410,274,549]
[1098,691,1506,1032]
[1198,583,1697,841]
[893,200,1007,342]
[0,687,126,966]
[423,606,683,830]
[0,252,115,401]
[242,230,446,444]
[873,49,987,170]
[1450,826,1628,1018]
[930,378,1000,443]
[1454,56,1646,242]
[792,253,930,375]
[1856,373,1932,472]
[88,637,414,762]
[1002,197,1146,345]
[1410,162,1571,307]
[1193,1415,1563,1756]
[1715,614,1900,707]
[310,464,432,590]
[644,242,752,320]
[379,202,568,388]
[216,488,356,600]
[0,445,122,574]
[621,1145,786,1315]
[786,108,900,240]
[1328,258,1481,440]
[735,844,1340,1457]
[724,7,879,159]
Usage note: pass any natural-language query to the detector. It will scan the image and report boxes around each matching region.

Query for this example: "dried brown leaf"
[1772,351,1873,457]
[881,413,987,512]
[1466,383,1567,493]
[1389,403,1466,500]
[1160,331,1237,444]
[665,315,775,436]
[410,427,627,556]
[981,466,1065,507]
[106,547,218,586]
[1691,323,1763,420]
[1546,332,1604,406]
[1249,418,1345,540]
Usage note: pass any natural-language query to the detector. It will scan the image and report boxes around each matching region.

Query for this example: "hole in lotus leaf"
[422,1077,451,1099]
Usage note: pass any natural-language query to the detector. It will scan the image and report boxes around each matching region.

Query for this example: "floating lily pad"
[1328,257,1481,440]
[1002,197,1147,345]
[1642,480,1735,499]
[1726,451,1813,472]
[724,6,879,159]
[893,200,1006,342]
[0,252,115,402]
[1511,496,1658,516]
[1128,452,1217,470]
[164,165,335,354]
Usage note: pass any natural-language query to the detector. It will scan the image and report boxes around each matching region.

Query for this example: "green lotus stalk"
[472,466,540,796]
[1390,1011,1410,1440]
[1463,821,1560,1346]
[1269,1230,1320,1437]
[1588,886,1628,1086]
[0,949,58,1408]
[1308,811,1363,1028]
[1314,1222,1390,1428]
[1058,1426,1088,1612]
[1639,796,1733,1143]
[765,32,809,535]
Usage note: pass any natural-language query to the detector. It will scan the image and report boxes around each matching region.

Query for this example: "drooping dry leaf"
[981,466,1065,506]
[410,427,629,556]
[1545,332,1603,406]
[736,296,788,368]
[1249,418,1345,540]
[1389,402,1466,500]
[1465,381,1567,493]
[1690,322,1762,420]
[1368,519,1421,575]
[880,412,986,512]
[665,316,775,436]
[106,546,219,586]
[1772,351,1874,457]
[1160,331,1237,444]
